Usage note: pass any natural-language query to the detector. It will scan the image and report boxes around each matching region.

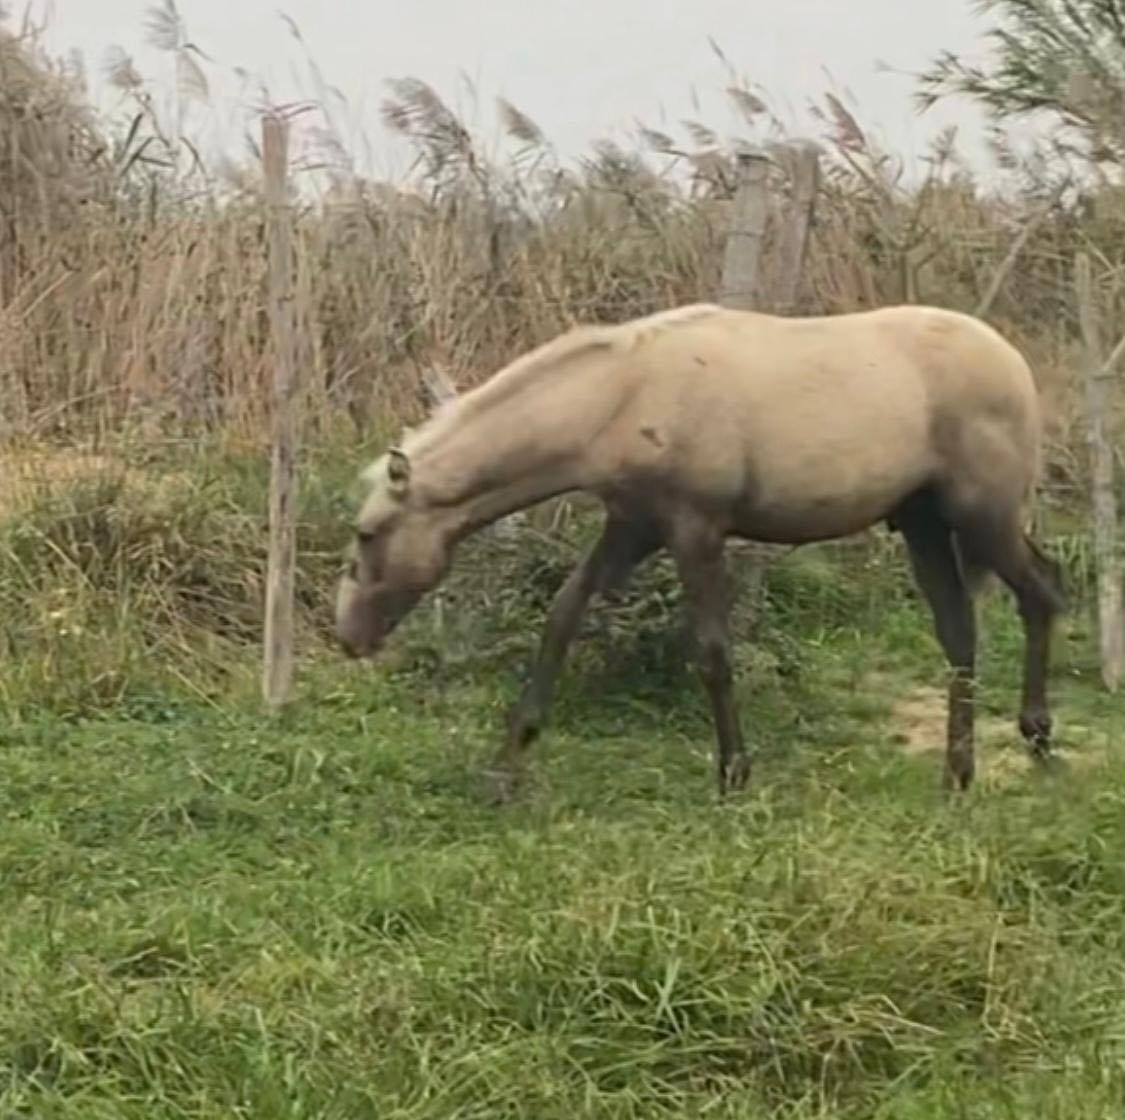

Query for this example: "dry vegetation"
[1,0,1112,697]
[0,9,1120,475]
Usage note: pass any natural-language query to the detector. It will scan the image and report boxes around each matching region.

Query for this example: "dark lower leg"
[1016,595,1055,755]
[900,509,977,790]
[991,535,1063,757]
[946,665,976,790]
[671,524,749,796]
[489,516,659,782]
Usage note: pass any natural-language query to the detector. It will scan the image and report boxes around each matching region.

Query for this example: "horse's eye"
[357,530,373,545]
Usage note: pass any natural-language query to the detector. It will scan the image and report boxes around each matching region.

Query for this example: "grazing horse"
[334,302,1065,798]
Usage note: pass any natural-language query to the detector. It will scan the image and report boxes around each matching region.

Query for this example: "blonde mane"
[360,302,723,488]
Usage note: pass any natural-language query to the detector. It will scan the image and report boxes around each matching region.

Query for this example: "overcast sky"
[33,0,1007,182]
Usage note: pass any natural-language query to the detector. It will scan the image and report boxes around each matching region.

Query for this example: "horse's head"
[334,446,452,659]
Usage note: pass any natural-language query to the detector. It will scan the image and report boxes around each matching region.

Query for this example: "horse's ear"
[387,447,411,496]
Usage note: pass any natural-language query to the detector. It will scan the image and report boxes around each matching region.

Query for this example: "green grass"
[2,451,1124,1117]
[3,610,1124,1117]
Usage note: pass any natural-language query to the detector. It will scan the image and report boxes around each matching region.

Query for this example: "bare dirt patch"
[876,674,1108,789]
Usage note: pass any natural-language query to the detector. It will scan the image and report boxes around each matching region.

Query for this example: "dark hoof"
[720,753,752,796]
[943,754,974,793]
[1019,711,1052,760]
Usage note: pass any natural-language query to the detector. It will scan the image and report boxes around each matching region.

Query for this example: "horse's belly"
[734,496,900,544]
[734,459,929,544]
[726,390,934,542]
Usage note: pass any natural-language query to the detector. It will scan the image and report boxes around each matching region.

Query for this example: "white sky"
[29,0,1009,184]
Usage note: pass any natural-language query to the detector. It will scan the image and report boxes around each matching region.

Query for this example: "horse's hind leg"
[1016,536,1066,753]
[896,496,978,790]
[668,513,750,797]
[958,520,1065,759]
[486,513,661,799]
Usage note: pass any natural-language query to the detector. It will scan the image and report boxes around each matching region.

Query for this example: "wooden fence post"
[262,111,300,710]
[719,149,770,310]
[774,142,821,315]
[1074,250,1124,692]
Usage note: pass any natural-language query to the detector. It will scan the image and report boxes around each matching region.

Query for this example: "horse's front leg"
[669,517,750,796]
[485,514,660,800]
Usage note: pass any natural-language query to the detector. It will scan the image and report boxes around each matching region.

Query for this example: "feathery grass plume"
[682,119,718,148]
[727,84,769,125]
[102,2,214,192]
[917,0,1125,166]
[636,123,678,155]
[497,96,545,148]
[144,0,210,107]
[382,77,475,163]
[822,90,867,152]
[103,43,143,92]
[143,0,184,52]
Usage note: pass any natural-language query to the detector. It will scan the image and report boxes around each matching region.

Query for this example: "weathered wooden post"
[1074,250,1124,691]
[262,111,300,710]
[719,149,771,310]
[774,141,821,315]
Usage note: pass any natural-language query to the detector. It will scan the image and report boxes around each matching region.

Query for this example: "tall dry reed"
[0,9,1120,508]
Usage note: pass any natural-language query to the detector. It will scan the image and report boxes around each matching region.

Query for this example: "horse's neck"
[445,465,579,539]
[414,365,614,537]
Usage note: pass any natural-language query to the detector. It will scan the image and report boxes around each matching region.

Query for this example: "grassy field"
[2,448,1123,1118]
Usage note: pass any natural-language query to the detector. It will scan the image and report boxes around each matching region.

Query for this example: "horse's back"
[598,303,1044,539]
[644,302,1042,460]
